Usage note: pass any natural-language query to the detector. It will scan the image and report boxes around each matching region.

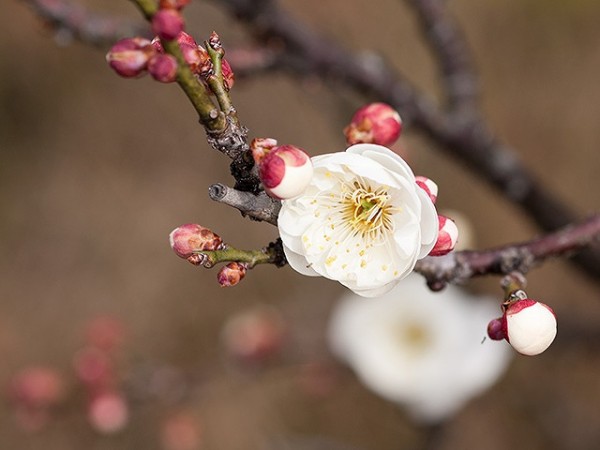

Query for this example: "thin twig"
[415,214,600,289]
[208,183,281,225]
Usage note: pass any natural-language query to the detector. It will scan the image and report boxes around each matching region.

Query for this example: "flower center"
[342,183,395,240]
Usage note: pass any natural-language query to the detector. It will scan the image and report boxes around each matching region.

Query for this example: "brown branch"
[208,183,281,225]
[215,0,600,282]
[415,214,600,289]
[22,0,149,46]
[406,0,479,111]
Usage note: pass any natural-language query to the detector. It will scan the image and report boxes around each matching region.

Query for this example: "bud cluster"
[106,2,235,91]
[251,138,314,200]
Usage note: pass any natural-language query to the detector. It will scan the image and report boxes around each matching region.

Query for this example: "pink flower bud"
[152,9,185,41]
[88,391,129,434]
[85,315,125,353]
[258,145,313,200]
[486,318,506,341]
[344,102,403,146]
[169,224,223,259]
[250,137,278,164]
[73,347,113,390]
[148,54,178,83]
[221,58,235,90]
[106,37,153,78]
[428,215,458,256]
[502,299,557,356]
[217,262,247,287]
[415,176,438,204]
[160,412,202,450]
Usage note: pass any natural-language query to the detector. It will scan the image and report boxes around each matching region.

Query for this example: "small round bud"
[73,347,113,389]
[169,224,223,259]
[106,37,153,78]
[85,315,125,353]
[250,137,278,164]
[487,318,506,341]
[428,215,459,256]
[9,367,65,409]
[88,391,129,434]
[258,145,313,200]
[503,299,557,356]
[148,54,178,83]
[217,262,247,287]
[152,9,185,41]
[344,102,403,146]
[415,176,438,204]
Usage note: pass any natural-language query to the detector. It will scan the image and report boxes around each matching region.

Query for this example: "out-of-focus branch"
[22,0,148,46]
[415,214,600,289]
[407,0,478,111]
[216,0,600,281]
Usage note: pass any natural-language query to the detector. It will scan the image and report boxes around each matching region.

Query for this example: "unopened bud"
[152,9,185,41]
[250,137,278,164]
[344,102,402,146]
[259,145,313,200]
[148,54,178,83]
[221,58,235,90]
[9,367,65,409]
[428,215,458,256]
[486,318,506,341]
[217,262,247,287]
[106,37,153,78]
[415,176,438,204]
[503,299,557,356]
[169,224,223,259]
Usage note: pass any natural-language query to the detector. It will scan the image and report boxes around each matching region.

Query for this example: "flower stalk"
[190,241,285,269]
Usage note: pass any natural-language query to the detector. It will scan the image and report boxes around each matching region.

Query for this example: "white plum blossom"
[278,144,439,297]
[328,274,512,423]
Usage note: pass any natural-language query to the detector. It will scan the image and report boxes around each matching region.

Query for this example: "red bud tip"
[148,54,178,83]
[258,145,313,200]
[428,215,459,256]
[106,38,153,78]
[221,58,235,90]
[217,262,247,287]
[152,9,185,41]
[487,318,506,341]
[344,102,403,146]
[250,137,278,164]
[159,0,191,10]
[415,176,438,203]
[169,224,223,258]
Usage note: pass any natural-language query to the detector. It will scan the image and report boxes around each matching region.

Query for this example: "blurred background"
[1,0,599,449]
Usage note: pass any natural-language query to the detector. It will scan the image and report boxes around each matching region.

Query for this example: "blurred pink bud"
[148,54,178,83]
[160,412,202,450]
[259,145,313,199]
[159,0,191,10]
[106,37,153,78]
[169,224,223,259]
[217,262,247,287]
[73,347,113,390]
[221,58,235,90]
[152,9,185,41]
[85,315,125,352]
[502,299,557,356]
[486,318,506,341]
[344,102,403,146]
[428,215,458,256]
[88,391,129,434]
[9,366,65,409]
[250,137,278,164]
[221,305,286,364]
[415,175,438,204]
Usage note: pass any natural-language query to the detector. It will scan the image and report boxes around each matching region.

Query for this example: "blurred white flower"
[328,274,512,423]
[278,143,438,297]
